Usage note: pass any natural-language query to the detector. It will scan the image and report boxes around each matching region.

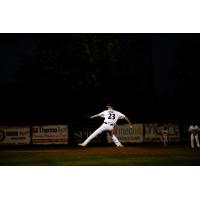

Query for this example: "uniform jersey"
[99,110,125,125]
[162,130,168,136]
[188,125,200,134]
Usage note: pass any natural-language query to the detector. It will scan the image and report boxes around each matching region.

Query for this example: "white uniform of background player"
[162,127,168,147]
[188,122,200,148]
[78,104,133,147]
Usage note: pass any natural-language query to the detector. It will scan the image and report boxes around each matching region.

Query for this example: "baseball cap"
[106,104,113,108]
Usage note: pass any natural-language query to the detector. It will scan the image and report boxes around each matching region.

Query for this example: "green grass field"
[0,145,200,166]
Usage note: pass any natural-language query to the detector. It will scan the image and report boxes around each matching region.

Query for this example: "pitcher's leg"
[83,126,103,145]
[110,132,123,147]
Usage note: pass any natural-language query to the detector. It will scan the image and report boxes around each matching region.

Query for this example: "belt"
[104,122,114,126]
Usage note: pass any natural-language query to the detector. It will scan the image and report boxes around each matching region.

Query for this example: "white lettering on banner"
[144,123,180,142]
[107,124,143,143]
[34,132,68,137]
[32,125,68,145]
[33,126,68,137]
[74,130,104,143]
[0,127,31,145]
[74,131,93,139]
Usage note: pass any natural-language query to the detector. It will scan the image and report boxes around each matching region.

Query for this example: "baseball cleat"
[117,144,124,147]
[78,143,87,147]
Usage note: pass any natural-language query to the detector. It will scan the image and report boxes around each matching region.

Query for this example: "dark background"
[0,33,199,126]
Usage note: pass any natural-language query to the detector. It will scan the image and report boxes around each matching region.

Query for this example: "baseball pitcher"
[78,104,133,147]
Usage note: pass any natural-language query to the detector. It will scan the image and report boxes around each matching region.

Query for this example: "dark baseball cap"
[106,104,113,108]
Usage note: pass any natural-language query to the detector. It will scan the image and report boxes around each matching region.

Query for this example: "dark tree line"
[3,34,152,125]
[1,33,200,125]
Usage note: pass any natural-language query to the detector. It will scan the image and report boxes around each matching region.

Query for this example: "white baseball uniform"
[82,110,125,146]
[162,129,168,147]
[188,125,200,148]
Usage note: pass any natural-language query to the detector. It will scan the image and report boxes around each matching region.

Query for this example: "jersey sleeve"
[188,126,192,132]
[99,111,105,118]
[117,112,125,119]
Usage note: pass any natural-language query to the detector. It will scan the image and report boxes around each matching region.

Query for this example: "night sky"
[152,34,191,98]
[0,35,36,82]
[0,33,199,125]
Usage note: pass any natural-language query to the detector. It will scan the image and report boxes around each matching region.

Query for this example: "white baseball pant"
[163,135,168,147]
[83,123,122,146]
[191,133,200,148]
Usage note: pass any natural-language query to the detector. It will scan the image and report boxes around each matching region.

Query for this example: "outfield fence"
[0,123,191,146]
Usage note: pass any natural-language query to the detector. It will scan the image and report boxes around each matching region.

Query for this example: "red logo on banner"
[32,128,38,133]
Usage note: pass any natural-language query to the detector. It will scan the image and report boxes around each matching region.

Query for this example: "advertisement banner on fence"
[74,128,106,144]
[144,123,180,142]
[107,124,143,143]
[0,126,31,145]
[32,125,68,145]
